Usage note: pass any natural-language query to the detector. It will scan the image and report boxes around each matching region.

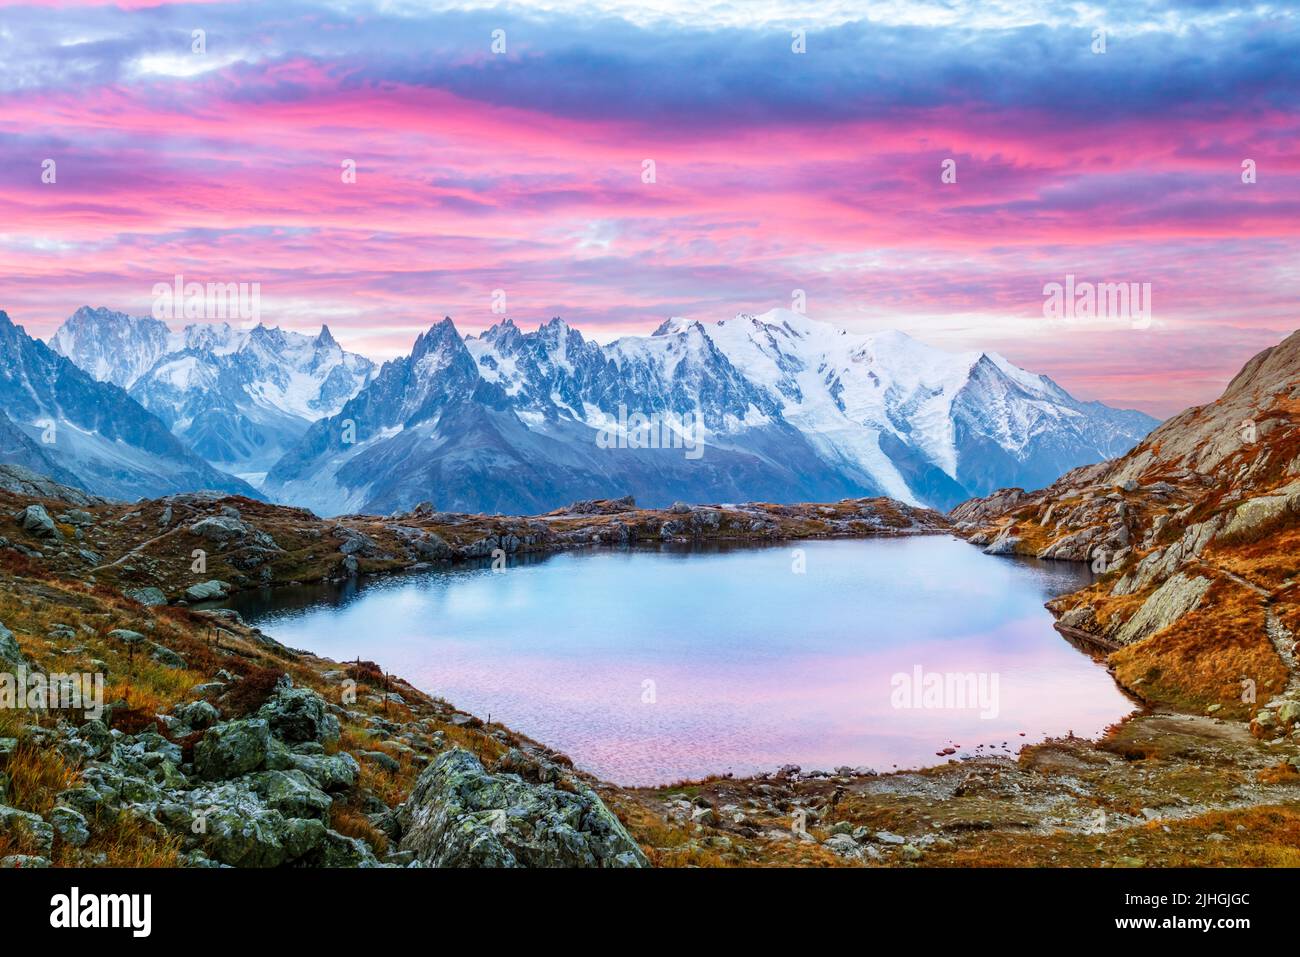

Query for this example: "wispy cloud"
[1,0,1296,415]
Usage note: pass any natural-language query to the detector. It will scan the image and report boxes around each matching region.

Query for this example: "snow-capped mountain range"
[14,304,1158,513]
[0,310,257,501]
[263,308,1160,516]
[51,307,375,481]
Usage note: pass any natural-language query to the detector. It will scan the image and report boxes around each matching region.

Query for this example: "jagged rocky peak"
[265,307,1159,517]
[49,306,377,477]
[0,307,258,500]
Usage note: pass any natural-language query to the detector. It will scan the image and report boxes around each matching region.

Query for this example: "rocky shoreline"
[0,467,949,607]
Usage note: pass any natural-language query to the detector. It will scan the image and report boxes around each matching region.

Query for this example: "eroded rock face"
[1114,572,1212,645]
[1220,481,1300,542]
[396,748,649,868]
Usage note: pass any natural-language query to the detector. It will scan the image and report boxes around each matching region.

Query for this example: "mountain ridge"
[0,310,258,501]
[50,306,376,480]
[265,308,1158,516]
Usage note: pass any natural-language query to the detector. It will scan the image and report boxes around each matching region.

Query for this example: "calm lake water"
[216,536,1135,786]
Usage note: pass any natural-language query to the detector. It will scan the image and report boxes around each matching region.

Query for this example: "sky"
[0,0,1296,418]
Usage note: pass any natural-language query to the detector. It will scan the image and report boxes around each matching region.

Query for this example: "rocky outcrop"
[0,621,25,668]
[257,678,341,745]
[396,748,648,868]
[15,504,58,539]
[1113,573,1212,645]
[0,464,102,506]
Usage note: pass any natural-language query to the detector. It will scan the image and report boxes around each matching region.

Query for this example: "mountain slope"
[0,310,258,501]
[952,328,1300,724]
[50,307,375,480]
[266,310,1157,516]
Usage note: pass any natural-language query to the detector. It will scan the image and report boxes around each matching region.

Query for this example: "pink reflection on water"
[382,614,1130,786]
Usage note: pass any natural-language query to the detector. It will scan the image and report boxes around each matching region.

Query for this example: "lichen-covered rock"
[0,805,54,856]
[257,678,340,744]
[396,748,648,868]
[248,770,333,822]
[297,828,382,868]
[285,751,359,793]
[174,700,221,730]
[74,719,115,761]
[49,805,91,848]
[183,780,326,867]
[194,719,271,781]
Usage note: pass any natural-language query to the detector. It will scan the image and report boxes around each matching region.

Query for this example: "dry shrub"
[219,664,286,718]
[330,804,389,856]
[5,740,79,816]
[1110,579,1287,718]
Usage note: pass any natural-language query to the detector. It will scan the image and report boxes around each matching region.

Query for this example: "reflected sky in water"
[219,536,1135,786]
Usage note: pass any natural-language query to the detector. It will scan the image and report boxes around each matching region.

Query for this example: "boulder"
[982,527,1021,556]
[184,780,326,868]
[358,750,400,773]
[297,828,382,868]
[0,805,54,856]
[126,587,168,607]
[396,748,648,868]
[15,504,58,539]
[0,622,25,668]
[49,805,91,848]
[286,751,359,793]
[189,516,250,543]
[248,770,333,822]
[194,719,272,781]
[148,642,186,669]
[173,700,221,730]
[185,581,230,602]
[257,679,340,745]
